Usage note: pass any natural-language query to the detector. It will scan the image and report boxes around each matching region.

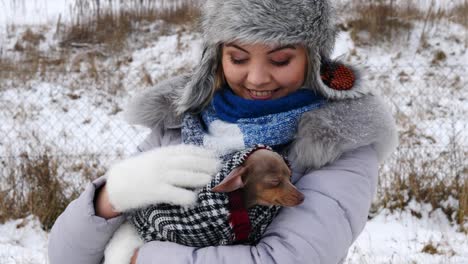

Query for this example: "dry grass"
[450,1,468,28]
[0,54,67,81]
[346,1,419,45]
[421,243,440,255]
[0,26,68,82]
[60,0,200,52]
[2,0,201,81]
[0,153,77,231]
[431,50,447,65]
[60,12,132,52]
[0,151,105,231]
[20,28,45,46]
[346,0,467,46]
[375,133,467,232]
[0,25,124,94]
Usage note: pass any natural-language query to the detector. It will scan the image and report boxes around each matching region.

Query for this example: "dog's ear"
[211,166,247,193]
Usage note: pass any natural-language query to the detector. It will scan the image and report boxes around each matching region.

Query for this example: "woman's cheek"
[283,64,306,86]
[224,66,245,86]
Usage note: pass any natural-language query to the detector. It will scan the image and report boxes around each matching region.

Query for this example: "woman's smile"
[246,87,281,100]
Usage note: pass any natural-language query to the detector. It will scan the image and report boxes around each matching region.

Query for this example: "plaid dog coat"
[129,145,281,247]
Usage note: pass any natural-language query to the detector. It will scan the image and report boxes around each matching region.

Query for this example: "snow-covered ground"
[1,204,467,264]
[0,217,48,264]
[1,0,466,263]
[347,203,468,264]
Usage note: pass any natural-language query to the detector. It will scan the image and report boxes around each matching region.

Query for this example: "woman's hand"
[95,184,121,219]
[106,144,221,212]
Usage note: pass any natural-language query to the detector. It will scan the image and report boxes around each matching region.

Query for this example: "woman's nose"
[246,64,272,88]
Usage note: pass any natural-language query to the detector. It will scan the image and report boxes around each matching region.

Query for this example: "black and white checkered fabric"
[129,145,281,247]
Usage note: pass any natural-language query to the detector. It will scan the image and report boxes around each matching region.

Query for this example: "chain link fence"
[0,63,467,226]
[1,64,466,173]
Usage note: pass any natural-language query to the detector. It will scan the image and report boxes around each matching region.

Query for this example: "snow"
[347,207,468,263]
[1,206,466,264]
[1,0,467,263]
[0,0,74,26]
[122,31,203,95]
[1,81,142,156]
[340,20,468,149]
[0,217,48,264]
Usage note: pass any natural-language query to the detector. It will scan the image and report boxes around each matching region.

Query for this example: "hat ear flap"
[306,47,368,100]
[176,44,220,114]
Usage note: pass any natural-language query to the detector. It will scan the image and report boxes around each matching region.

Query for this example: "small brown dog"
[212,148,305,208]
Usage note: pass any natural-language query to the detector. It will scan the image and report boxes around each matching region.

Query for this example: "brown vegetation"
[345,1,420,45]
[375,139,467,233]
[346,0,468,46]
[0,153,77,231]
[450,1,468,28]
[421,243,440,255]
[1,1,200,84]
[0,26,68,82]
[431,50,447,65]
[346,1,416,45]
[0,151,105,231]
[60,0,201,52]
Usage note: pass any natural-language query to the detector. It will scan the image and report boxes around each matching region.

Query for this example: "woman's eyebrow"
[225,43,249,53]
[267,45,296,54]
[224,44,296,54]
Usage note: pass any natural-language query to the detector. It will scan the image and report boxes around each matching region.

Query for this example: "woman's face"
[221,42,307,100]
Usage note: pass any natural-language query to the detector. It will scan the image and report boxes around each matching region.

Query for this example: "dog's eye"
[268,179,281,187]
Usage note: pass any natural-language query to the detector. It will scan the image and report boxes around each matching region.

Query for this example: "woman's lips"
[246,88,279,100]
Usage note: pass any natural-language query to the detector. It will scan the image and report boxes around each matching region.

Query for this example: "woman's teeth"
[250,90,273,97]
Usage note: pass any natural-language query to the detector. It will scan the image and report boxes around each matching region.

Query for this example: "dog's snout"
[292,191,305,205]
[277,190,305,207]
[298,193,305,203]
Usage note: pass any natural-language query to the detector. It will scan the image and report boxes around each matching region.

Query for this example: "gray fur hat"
[177,0,369,114]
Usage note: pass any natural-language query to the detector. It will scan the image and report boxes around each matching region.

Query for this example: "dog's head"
[211,149,305,208]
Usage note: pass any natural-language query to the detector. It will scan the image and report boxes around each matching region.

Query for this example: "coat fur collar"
[124,75,398,171]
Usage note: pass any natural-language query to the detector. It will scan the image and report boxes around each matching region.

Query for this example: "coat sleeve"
[47,126,166,264]
[135,145,379,264]
[47,177,126,264]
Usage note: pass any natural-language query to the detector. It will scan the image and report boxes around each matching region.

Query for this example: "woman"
[48,0,397,263]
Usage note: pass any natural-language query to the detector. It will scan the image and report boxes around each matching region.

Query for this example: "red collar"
[228,189,251,243]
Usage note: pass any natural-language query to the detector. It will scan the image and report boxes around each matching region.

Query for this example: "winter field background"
[0,0,467,263]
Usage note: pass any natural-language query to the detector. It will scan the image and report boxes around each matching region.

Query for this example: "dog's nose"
[299,196,305,203]
[296,193,305,204]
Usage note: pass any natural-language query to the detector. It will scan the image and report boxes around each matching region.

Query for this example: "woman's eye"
[271,60,290,67]
[230,57,248,64]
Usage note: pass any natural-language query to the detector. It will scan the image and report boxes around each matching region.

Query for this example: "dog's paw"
[104,222,143,264]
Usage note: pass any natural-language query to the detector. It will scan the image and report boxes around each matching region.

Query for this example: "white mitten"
[106,144,221,212]
[104,222,143,264]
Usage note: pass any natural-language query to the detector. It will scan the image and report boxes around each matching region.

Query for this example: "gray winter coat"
[48,75,397,264]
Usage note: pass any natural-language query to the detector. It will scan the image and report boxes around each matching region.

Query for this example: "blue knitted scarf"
[182,87,326,155]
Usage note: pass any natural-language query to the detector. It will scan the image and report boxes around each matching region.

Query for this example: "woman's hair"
[214,56,225,91]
